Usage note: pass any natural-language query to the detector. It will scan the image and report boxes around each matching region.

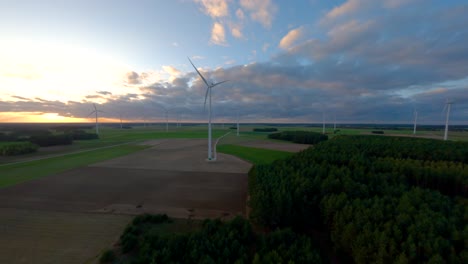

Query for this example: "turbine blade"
[188,57,210,87]
[203,87,209,111]
[86,111,96,117]
[93,103,97,111]
[211,80,229,88]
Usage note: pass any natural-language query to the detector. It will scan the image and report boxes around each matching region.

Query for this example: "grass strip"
[0,144,148,188]
[217,144,293,165]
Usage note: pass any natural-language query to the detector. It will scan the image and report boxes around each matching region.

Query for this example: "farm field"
[0,125,310,263]
[0,124,466,263]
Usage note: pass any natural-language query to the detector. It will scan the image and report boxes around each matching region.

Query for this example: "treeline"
[68,130,99,140]
[249,135,467,263]
[268,131,328,144]
[105,214,322,264]
[29,134,73,147]
[0,128,98,155]
[253,128,278,132]
[0,142,38,156]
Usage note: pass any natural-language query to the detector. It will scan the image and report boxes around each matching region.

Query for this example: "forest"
[249,135,467,263]
[106,214,322,264]
[0,127,98,155]
[268,131,328,144]
[253,128,278,132]
[103,135,467,263]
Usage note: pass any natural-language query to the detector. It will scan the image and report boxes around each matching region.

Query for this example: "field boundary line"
[0,141,138,167]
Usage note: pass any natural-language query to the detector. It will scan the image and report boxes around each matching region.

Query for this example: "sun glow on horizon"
[0,112,89,123]
[0,39,134,103]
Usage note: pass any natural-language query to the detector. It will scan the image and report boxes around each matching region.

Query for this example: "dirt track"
[0,138,251,263]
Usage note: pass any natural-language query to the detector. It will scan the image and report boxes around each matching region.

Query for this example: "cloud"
[11,95,31,101]
[231,24,244,39]
[162,65,182,82]
[279,27,303,49]
[240,0,277,28]
[85,95,104,100]
[210,22,227,45]
[3,1,468,124]
[125,71,141,85]
[191,55,205,60]
[162,66,181,76]
[96,91,112,96]
[194,0,229,18]
[225,59,236,65]
[325,0,364,20]
[384,0,419,9]
[236,8,245,20]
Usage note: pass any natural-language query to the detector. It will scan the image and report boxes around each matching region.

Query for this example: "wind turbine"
[443,100,454,141]
[333,114,337,131]
[87,103,104,135]
[322,112,326,134]
[188,57,228,160]
[236,110,240,136]
[413,110,418,135]
[164,108,169,132]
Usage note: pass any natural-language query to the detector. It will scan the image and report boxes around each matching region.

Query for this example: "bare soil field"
[0,208,131,264]
[0,139,251,263]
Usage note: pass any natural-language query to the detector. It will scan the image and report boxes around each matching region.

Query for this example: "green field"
[0,144,148,188]
[1,124,467,188]
[217,144,293,165]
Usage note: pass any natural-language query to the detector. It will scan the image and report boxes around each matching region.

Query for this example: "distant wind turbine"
[87,103,104,135]
[236,111,240,136]
[156,105,169,132]
[413,110,418,135]
[333,114,337,131]
[188,57,228,160]
[164,108,169,132]
[322,112,326,134]
[443,100,454,141]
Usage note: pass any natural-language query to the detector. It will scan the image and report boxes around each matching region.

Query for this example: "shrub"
[371,130,384,134]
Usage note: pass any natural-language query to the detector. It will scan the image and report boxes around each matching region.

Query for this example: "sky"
[0,0,467,124]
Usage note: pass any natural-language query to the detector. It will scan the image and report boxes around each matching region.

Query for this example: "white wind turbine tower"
[413,109,418,135]
[188,57,228,161]
[322,112,326,134]
[333,114,337,131]
[151,102,170,132]
[443,100,454,141]
[158,106,169,132]
[88,103,104,135]
[236,110,240,136]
